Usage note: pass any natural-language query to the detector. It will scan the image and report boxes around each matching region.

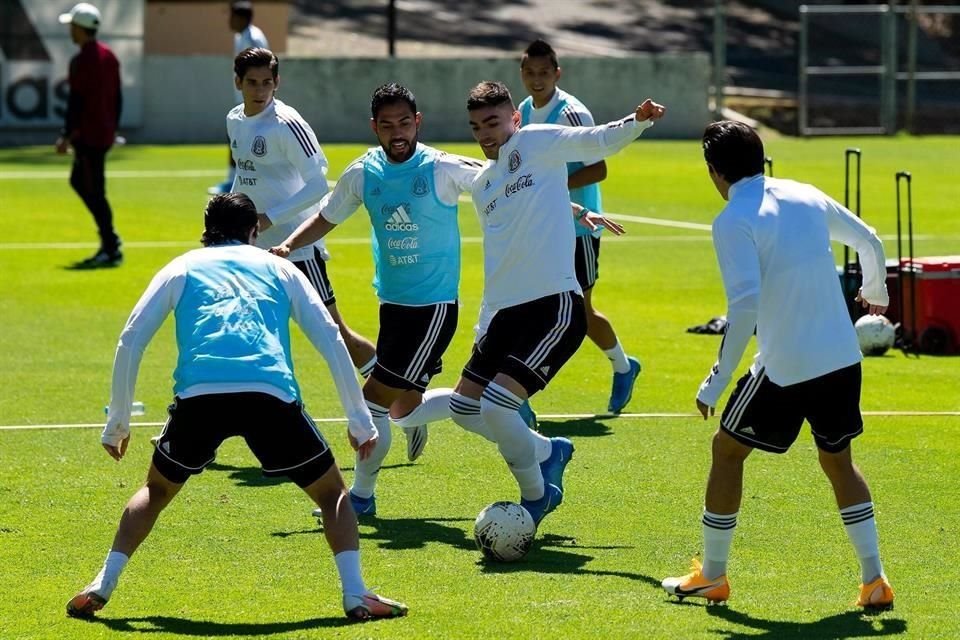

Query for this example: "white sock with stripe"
[390,388,453,429]
[840,502,884,583]
[449,393,495,442]
[603,339,631,374]
[480,383,544,500]
[350,400,391,499]
[702,509,738,580]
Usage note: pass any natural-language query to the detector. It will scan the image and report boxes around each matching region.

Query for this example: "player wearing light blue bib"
[68,193,408,623]
[518,38,643,415]
[274,83,483,515]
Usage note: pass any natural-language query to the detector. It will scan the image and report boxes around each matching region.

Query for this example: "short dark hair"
[370,83,417,119]
[231,1,253,21]
[202,193,258,246]
[467,81,515,111]
[234,47,278,80]
[702,121,765,184]
[521,38,559,69]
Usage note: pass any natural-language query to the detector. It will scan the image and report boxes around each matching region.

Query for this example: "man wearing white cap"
[56,3,124,268]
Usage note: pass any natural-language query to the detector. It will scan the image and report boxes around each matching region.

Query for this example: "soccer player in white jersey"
[66,193,407,622]
[518,39,642,414]
[455,81,664,526]
[226,47,376,375]
[661,121,894,610]
[209,1,269,195]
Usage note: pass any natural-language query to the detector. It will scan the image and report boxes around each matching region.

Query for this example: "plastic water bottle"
[104,401,145,416]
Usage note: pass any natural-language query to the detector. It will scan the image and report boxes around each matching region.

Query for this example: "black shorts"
[575,234,601,291]
[463,291,587,395]
[151,392,335,487]
[373,302,458,392]
[294,247,335,306]
[720,363,864,454]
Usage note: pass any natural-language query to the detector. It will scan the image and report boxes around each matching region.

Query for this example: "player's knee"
[711,429,750,465]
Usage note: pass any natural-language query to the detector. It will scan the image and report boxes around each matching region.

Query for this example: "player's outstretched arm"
[270,211,337,258]
[572,204,625,236]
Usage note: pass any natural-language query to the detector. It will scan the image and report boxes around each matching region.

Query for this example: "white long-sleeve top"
[471,116,652,311]
[227,98,331,263]
[697,175,888,407]
[102,244,374,447]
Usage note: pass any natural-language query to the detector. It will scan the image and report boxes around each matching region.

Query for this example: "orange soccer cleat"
[856,576,894,610]
[662,559,730,603]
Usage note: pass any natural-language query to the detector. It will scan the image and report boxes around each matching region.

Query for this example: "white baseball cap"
[58,3,102,30]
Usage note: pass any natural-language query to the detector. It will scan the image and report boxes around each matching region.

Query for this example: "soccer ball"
[855,314,896,356]
[474,501,536,562]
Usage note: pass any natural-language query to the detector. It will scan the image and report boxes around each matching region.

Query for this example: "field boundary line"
[2,410,957,431]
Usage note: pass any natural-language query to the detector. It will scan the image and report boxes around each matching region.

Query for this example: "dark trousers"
[70,143,119,252]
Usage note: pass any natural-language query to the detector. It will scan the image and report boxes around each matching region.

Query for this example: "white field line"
[2,410,957,431]
[0,169,936,239]
[0,169,226,179]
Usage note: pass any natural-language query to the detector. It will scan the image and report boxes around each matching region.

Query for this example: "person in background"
[56,2,123,268]
[208,0,269,195]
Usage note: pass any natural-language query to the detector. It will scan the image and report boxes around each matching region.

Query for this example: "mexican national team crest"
[251,136,267,157]
[508,149,522,173]
[412,174,429,197]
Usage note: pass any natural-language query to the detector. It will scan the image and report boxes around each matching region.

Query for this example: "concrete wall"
[141,53,710,144]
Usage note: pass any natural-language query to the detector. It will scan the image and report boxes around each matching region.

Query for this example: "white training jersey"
[471,117,653,312]
[232,25,269,101]
[227,98,330,263]
[697,175,889,407]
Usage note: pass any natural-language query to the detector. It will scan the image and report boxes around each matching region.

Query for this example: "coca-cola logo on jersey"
[387,236,418,250]
[505,174,534,198]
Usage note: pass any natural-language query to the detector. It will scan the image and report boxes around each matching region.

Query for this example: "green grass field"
[1,137,958,639]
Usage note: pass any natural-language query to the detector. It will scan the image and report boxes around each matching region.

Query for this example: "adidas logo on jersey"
[539,365,551,376]
[385,205,419,231]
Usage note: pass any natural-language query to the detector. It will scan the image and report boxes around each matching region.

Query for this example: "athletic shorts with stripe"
[575,235,601,291]
[151,392,335,487]
[720,363,864,454]
[373,302,458,392]
[293,246,335,306]
[463,291,587,395]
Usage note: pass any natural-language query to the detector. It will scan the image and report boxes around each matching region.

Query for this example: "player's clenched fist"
[636,99,666,122]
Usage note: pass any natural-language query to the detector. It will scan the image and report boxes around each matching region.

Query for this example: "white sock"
[480,383,544,500]
[841,502,884,583]
[603,339,631,374]
[350,400,391,499]
[89,550,129,599]
[533,430,552,463]
[358,356,377,379]
[391,388,453,429]
[334,550,367,597]
[449,393,495,442]
[702,509,738,580]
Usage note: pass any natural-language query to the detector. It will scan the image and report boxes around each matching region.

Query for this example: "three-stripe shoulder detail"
[278,113,317,157]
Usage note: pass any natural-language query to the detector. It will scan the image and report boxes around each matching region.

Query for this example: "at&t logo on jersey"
[383,204,419,231]
[251,136,267,157]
